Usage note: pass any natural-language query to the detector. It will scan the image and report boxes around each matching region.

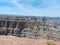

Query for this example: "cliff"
[0,15,60,41]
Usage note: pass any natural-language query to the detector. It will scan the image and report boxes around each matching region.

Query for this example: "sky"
[0,0,60,17]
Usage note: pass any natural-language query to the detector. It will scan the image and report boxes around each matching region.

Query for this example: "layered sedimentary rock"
[0,15,60,41]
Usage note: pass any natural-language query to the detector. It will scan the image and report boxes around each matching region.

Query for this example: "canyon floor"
[0,35,60,45]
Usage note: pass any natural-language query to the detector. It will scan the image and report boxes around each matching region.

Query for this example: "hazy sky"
[0,0,60,17]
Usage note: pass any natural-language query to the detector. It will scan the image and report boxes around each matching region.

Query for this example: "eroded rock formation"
[0,15,60,41]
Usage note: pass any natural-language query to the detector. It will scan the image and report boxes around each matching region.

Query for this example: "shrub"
[47,41,56,45]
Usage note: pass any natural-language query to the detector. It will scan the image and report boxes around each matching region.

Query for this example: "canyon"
[0,15,60,41]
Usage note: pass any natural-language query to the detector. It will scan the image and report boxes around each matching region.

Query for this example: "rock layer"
[0,16,60,41]
[0,36,60,45]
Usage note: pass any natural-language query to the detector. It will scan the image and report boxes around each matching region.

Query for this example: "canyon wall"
[0,15,60,41]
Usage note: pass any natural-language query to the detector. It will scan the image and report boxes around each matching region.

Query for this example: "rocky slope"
[0,15,60,41]
[0,36,60,45]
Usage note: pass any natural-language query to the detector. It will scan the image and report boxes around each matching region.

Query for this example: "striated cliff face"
[0,15,60,41]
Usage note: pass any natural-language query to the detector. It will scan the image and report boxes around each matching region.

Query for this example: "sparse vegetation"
[47,41,56,45]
